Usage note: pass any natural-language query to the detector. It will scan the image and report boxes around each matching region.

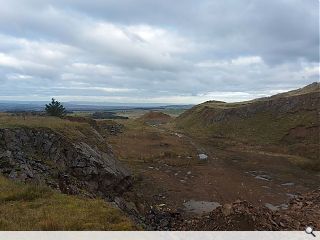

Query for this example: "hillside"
[0,97,319,230]
[0,176,136,230]
[175,82,320,169]
[137,111,172,125]
[0,114,136,230]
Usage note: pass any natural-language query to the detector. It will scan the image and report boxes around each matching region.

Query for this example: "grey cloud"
[0,0,318,103]
[51,0,319,63]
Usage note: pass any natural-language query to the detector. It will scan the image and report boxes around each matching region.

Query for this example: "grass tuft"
[0,176,138,230]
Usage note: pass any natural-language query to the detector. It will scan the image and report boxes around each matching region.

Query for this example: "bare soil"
[108,118,320,229]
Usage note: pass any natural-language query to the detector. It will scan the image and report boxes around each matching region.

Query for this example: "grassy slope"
[176,106,317,144]
[175,83,319,169]
[176,83,319,142]
[0,114,114,153]
[0,114,89,139]
[108,119,197,169]
[0,176,137,230]
[0,114,138,230]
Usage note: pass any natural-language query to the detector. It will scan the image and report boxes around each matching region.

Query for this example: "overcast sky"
[0,0,318,104]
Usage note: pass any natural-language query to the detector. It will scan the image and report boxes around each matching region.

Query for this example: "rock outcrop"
[0,128,132,199]
[97,121,124,136]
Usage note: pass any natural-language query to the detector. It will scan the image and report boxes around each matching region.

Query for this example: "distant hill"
[137,111,172,125]
[0,101,193,112]
[175,82,320,169]
[257,81,319,101]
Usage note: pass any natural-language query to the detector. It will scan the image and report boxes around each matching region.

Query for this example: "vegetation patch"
[0,176,137,230]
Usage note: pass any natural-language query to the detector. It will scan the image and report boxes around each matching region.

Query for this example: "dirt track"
[108,119,319,229]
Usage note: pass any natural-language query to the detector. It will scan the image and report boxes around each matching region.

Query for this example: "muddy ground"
[107,118,319,229]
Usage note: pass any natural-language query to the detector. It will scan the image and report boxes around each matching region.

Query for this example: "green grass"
[175,92,319,170]
[160,108,187,117]
[0,114,111,151]
[66,111,92,117]
[176,106,317,145]
[0,114,87,138]
[0,114,139,230]
[0,176,137,230]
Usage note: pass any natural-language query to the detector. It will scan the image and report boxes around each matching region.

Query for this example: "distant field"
[115,108,186,119]
[66,111,92,117]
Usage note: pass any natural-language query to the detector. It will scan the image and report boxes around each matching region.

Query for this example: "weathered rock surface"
[98,121,124,136]
[0,128,132,199]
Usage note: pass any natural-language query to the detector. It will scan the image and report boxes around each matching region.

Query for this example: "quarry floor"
[108,120,320,218]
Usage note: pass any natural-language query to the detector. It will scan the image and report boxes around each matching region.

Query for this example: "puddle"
[184,200,221,214]
[281,182,295,186]
[198,154,208,160]
[286,193,298,198]
[265,203,288,211]
[255,175,272,181]
[246,171,272,181]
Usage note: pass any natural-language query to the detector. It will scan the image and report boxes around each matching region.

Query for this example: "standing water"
[184,200,221,214]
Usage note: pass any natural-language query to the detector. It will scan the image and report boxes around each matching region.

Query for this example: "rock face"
[0,128,132,199]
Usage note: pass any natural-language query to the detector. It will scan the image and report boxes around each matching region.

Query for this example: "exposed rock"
[174,190,320,231]
[99,122,124,136]
[63,116,124,136]
[0,128,132,199]
[222,203,233,216]
[198,153,208,160]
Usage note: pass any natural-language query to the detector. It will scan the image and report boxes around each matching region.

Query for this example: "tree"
[45,98,66,117]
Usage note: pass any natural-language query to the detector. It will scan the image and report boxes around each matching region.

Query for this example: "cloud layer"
[0,0,318,103]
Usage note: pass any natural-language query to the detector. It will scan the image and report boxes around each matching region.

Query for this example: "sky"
[0,0,318,104]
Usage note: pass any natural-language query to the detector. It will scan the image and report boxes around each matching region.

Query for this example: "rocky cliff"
[0,127,132,199]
